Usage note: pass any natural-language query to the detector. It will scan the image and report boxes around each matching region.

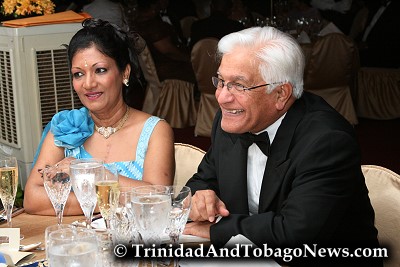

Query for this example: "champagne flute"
[95,165,119,230]
[0,156,18,227]
[95,165,119,250]
[70,158,104,228]
[43,163,71,225]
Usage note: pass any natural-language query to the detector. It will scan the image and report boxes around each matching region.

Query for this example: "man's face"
[215,47,281,134]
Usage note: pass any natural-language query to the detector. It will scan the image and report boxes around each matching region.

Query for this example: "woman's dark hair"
[67,18,146,108]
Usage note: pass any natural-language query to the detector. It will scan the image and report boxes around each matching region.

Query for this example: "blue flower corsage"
[51,107,94,149]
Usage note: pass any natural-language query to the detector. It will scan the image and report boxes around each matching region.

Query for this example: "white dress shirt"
[247,114,286,215]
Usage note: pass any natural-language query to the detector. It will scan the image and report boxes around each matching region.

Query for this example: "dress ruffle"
[51,107,94,149]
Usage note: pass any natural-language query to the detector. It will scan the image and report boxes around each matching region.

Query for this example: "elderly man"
[184,26,382,266]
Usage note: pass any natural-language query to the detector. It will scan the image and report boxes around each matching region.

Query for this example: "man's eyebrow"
[216,72,248,82]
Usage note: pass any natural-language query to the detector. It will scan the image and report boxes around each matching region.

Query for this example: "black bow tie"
[240,131,270,156]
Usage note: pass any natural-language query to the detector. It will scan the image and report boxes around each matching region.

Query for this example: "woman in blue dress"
[24,19,175,215]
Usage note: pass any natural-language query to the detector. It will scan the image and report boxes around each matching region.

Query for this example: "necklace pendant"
[97,126,115,139]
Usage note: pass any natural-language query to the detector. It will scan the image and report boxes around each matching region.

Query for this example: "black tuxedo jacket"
[186,92,380,265]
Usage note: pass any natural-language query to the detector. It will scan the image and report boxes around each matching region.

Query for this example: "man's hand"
[190,190,229,222]
[183,221,213,239]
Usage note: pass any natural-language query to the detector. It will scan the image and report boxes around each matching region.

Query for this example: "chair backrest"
[191,38,219,95]
[304,33,359,90]
[349,6,369,40]
[138,44,162,114]
[180,16,198,41]
[174,143,205,189]
[362,165,400,267]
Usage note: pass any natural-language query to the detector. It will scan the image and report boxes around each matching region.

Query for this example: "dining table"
[5,212,282,267]
[3,211,209,267]
[2,211,84,265]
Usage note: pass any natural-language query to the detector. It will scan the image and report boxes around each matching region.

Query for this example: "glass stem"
[56,207,63,225]
[5,203,13,227]
[85,216,92,229]
[104,218,111,231]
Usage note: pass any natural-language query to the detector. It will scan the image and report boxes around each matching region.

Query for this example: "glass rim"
[132,185,171,195]
[0,156,17,166]
[48,227,97,241]
[70,158,104,169]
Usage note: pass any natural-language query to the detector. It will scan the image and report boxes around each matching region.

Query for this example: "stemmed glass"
[110,186,137,245]
[95,165,119,231]
[70,158,104,228]
[43,163,71,225]
[167,185,192,246]
[0,156,19,227]
[166,186,192,267]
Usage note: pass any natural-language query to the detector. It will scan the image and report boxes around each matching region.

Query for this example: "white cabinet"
[0,23,83,187]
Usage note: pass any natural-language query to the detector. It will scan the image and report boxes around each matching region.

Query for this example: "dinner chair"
[355,67,400,120]
[304,32,359,125]
[191,38,220,137]
[138,43,197,128]
[362,165,400,267]
[180,16,198,46]
[348,6,369,40]
[173,143,205,189]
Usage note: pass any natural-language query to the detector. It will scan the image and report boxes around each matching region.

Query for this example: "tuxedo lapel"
[259,97,307,212]
[219,132,250,214]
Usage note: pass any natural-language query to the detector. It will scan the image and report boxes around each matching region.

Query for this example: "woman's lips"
[85,92,103,100]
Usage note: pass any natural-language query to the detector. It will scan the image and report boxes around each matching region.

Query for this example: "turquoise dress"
[33,107,161,180]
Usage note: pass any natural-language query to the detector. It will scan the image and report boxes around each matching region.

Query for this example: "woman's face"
[71,46,129,113]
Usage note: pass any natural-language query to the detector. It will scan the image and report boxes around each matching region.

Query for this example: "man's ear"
[275,83,293,110]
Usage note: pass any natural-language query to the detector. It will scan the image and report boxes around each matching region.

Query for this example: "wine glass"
[110,186,137,245]
[95,165,119,230]
[43,163,71,225]
[70,158,104,228]
[166,186,192,267]
[0,156,18,227]
[131,185,171,246]
[167,185,192,245]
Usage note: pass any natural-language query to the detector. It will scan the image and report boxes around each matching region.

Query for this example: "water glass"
[47,227,98,267]
[0,156,18,227]
[131,185,171,246]
[45,224,75,259]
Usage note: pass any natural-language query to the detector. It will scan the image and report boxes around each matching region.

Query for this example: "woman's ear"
[124,64,131,80]
[275,83,293,110]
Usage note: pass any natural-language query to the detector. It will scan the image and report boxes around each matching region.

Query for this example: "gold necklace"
[94,106,129,139]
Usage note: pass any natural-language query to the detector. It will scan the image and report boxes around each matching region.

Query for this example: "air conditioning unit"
[0,23,83,188]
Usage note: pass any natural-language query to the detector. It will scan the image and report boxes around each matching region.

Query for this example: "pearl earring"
[123,78,129,86]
